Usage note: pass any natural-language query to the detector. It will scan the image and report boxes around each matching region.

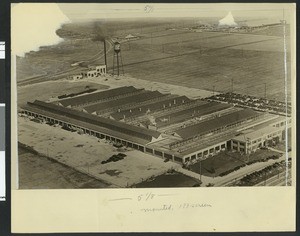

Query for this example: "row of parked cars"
[208,92,291,115]
[101,153,127,164]
[238,161,285,186]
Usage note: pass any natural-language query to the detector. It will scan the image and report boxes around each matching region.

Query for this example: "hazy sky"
[58,3,289,21]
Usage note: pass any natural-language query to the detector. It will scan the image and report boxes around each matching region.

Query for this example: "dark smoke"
[92,21,108,67]
[92,21,107,42]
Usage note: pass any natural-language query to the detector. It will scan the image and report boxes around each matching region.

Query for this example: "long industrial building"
[20,86,291,164]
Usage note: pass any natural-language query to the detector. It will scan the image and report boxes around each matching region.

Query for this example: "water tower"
[112,41,124,76]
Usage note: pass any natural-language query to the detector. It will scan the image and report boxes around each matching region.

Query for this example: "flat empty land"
[18,147,111,189]
[119,30,290,101]
[17,21,291,101]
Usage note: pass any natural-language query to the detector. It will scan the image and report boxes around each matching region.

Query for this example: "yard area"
[18,117,180,188]
[17,80,109,107]
[18,146,112,189]
[134,171,200,188]
[189,149,281,177]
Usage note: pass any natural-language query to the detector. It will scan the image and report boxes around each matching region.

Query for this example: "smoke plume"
[218,11,237,27]
[92,22,107,42]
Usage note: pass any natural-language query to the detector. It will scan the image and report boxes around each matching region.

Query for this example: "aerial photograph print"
[12,3,294,189]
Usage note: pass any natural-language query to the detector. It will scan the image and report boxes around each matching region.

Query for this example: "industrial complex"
[20,85,291,165]
[16,14,293,189]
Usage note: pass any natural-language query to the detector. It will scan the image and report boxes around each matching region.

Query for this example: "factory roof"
[249,116,287,130]
[232,125,280,142]
[88,64,106,68]
[58,86,139,107]
[155,101,232,128]
[25,100,161,142]
[179,131,239,156]
[23,105,150,145]
[84,90,167,113]
[110,95,190,120]
[175,108,259,139]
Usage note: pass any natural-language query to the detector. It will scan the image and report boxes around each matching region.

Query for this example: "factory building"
[87,70,98,78]
[95,65,106,75]
[88,65,107,76]
[231,117,291,154]
[69,74,83,80]
[77,65,107,79]
[20,86,291,164]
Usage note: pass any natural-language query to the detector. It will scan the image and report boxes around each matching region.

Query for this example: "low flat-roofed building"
[88,65,107,75]
[87,70,98,78]
[231,117,291,154]
[95,65,106,75]
[69,74,83,80]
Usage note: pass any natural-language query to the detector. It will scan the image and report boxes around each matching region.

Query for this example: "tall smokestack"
[92,22,107,69]
[103,39,107,69]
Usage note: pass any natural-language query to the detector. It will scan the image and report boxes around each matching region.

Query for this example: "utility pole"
[213,86,215,96]
[231,78,234,104]
[103,39,107,69]
[120,54,125,75]
[246,138,250,163]
[264,83,267,99]
[199,160,202,182]
[117,52,120,76]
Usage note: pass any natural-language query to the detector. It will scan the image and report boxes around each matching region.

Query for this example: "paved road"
[255,170,291,186]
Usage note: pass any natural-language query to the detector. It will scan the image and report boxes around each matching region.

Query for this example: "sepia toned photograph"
[12,3,294,190]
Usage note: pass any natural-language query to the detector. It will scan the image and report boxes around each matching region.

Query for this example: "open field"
[118,31,290,101]
[16,18,181,82]
[18,147,111,189]
[16,38,107,81]
[17,19,291,101]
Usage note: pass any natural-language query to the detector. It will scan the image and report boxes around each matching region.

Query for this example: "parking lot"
[18,116,180,187]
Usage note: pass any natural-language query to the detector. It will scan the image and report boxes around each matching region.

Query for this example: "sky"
[11,3,70,56]
[57,3,288,21]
